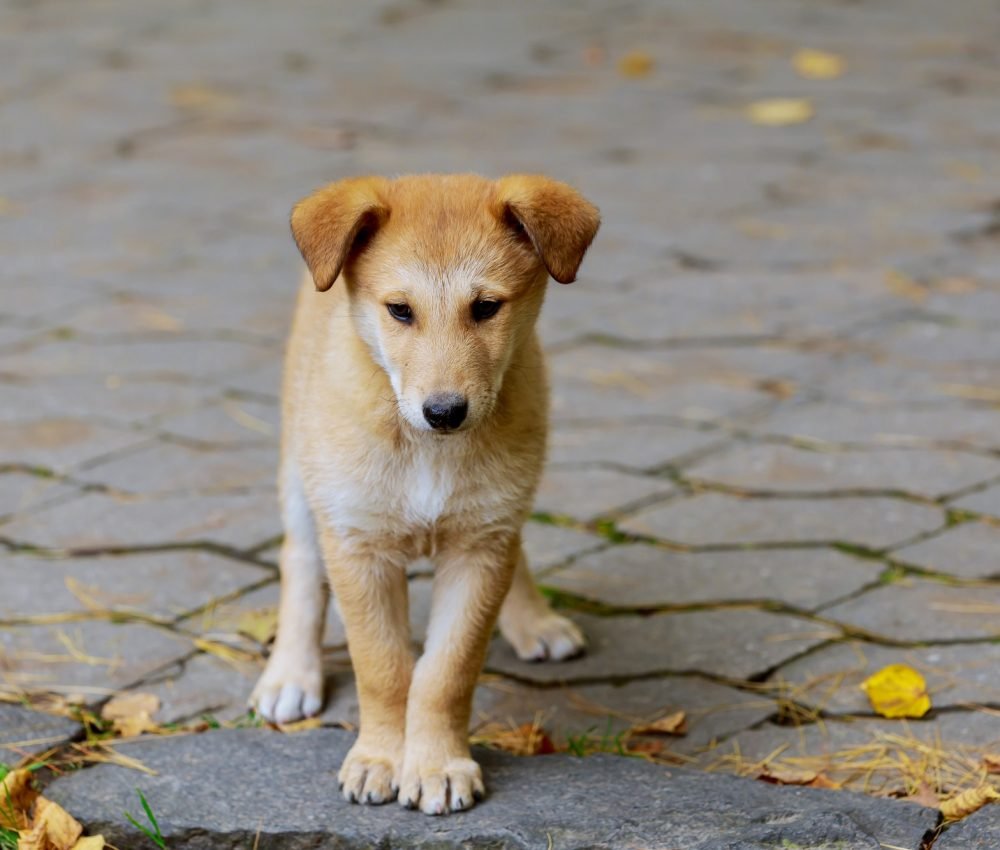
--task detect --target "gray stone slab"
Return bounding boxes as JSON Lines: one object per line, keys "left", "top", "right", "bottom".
{"left": 0, "top": 703, "right": 81, "bottom": 758}
{"left": 893, "top": 521, "right": 1000, "bottom": 579}
{"left": 543, "top": 544, "right": 879, "bottom": 612}
{"left": 1, "top": 489, "right": 281, "bottom": 551}
{"left": 548, "top": 420, "right": 723, "bottom": 469}
{"left": 821, "top": 579, "right": 1000, "bottom": 642}
{"left": 686, "top": 444, "right": 1000, "bottom": 499}
{"left": 474, "top": 675, "right": 776, "bottom": 752}
{"left": 0, "top": 620, "right": 193, "bottom": 699}
{"left": 79, "top": 440, "right": 278, "bottom": 496}
{"left": 521, "top": 521, "right": 608, "bottom": 573}
{"left": 953, "top": 485, "right": 1000, "bottom": 519}
{"left": 152, "top": 396, "right": 280, "bottom": 446}
{"left": 488, "top": 609, "right": 838, "bottom": 682}
{"left": 0, "top": 550, "right": 272, "bottom": 623}
{"left": 752, "top": 402, "right": 1000, "bottom": 451}
{"left": 620, "top": 492, "right": 944, "bottom": 549}
{"left": 0, "top": 471, "right": 79, "bottom": 523}
{"left": 937, "top": 805, "right": 1000, "bottom": 849}
{"left": 44, "top": 727, "right": 937, "bottom": 850}
{"left": 534, "top": 466, "right": 674, "bottom": 522}
{"left": 768, "top": 641, "right": 1000, "bottom": 715}
{"left": 0, "top": 417, "right": 147, "bottom": 472}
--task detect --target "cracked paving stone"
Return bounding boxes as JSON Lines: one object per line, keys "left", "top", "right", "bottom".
{"left": 473, "top": 675, "right": 776, "bottom": 752}
{"left": 0, "top": 620, "right": 193, "bottom": 697}
{"left": 542, "top": 544, "right": 880, "bottom": 611}
{"left": 78, "top": 440, "right": 278, "bottom": 495}
{"left": 952, "top": 484, "right": 1000, "bottom": 519}
{"left": 893, "top": 520, "right": 1000, "bottom": 579}
{"left": 714, "top": 711, "right": 1000, "bottom": 774}
{"left": 44, "top": 728, "right": 938, "bottom": 850}
{"left": 0, "top": 471, "right": 80, "bottom": 523}
{"left": 488, "top": 609, "right": 838, "bottom": 682}
{"left": 0, "top": 550, "right": 272, "bottom": 622}
{"left": 937, "top": 805, "right": 1000, "bottom": 849}
{"left": 521, "top": 521, "right": 608, "bottom": 572}
{"left": 749, "top": 402, "right": 1000, "bottom": 451}
{"left": 0, "top": 417, "right": 148, "bottom": 472}
{"left": 0, "top": 488, "right": 281, "bottom": 550}
{"left": 151, "top": 396, "right": 279, "bottom": 446}
{"left": 548, "top": 346, "right": 776, "bottom": 424}
{"left": 0, "top": 703, "right": 81, "bottom": 758}
{"left": 821, "top": 579, "right": 1000, "bottom": 642}
{"left": 534, "top": 466, "right": 674, "bottom": 522}
{"left": 548, "top": 420, "right": 723, "bottom": 469}
{"left": 768, "top": 640, "right": 1000, "bottom": 715}
{"left": 686, "top": 443, "right": 1000, "bottom": 499}
{"left": 619, "top": 492, "right": 944, "bottom": 549}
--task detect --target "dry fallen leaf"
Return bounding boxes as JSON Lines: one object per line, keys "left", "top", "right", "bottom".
{"left": 860, "top": 664, "right": 931, "bottom": 719}
{"left": 471, "top": 722, "right": 555, "bottom": 756}
{"left": 70, "top": 837, "right": 106, "bottom": 850}
{"left": 757, "top": 764, "right": 819, "bottom": 785}
{"left": 236, "top": 607, "right": 278, "bottom": 644}
{"left": 0, "top": 768, "right": 37, "bottom": 829}
{"left": 275, "top": 716, "right": 324, "bottom": 733}
{"left": 618, "top": 50, "right": 654, "bottom": 79}
{"left": 940, "top": 783, "right": 1000, "bottom": 821}
{"left": 632, "top": 710, "right": 687, "bottom": 736}
{"left": 19, "top": 796, "right": 83, "bottom": 850}
{"left": 746, "top": 98, "right": 814, "bottom": 126}
{"left": 905, "top": 781, "right": 941, "bottom": 809}
{"left": 100, "top": 692, "right": 160, "bottom": 737}
{"left": 169, "top": 82, "right": 234, "bottom": 112}
{"left": 983, "top": 753, "right": 1000, "bottom": 774}
{"left": 792, "top": 48, "right": 845, "bottom": 79}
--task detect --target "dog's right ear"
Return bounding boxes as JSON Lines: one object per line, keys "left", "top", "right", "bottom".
{"left": 290, "top": 177, "right": 390, "bottom": 292}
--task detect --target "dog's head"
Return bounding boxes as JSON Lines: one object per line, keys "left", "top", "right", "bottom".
{"left": 290, "top": 173, "right": 599, "bottom": 433}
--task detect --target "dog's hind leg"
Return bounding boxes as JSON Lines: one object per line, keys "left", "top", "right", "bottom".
{"left": 497, "top": 548, "right": 585, "bottom": 662}
{"left": 251, "top": 457, "right": 329, "bottom": 723}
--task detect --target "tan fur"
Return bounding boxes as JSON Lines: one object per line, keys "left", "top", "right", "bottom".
{"left": 251, "top": 173, "right": 599, "bottom": 815}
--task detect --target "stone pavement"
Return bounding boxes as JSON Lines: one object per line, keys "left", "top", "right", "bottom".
{"left": 2, "top": 0, "right": 1000, "bottom": 846}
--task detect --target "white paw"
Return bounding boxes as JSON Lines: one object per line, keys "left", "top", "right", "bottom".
{"left": 399, "top": 756, "right": 484, "bottom": 815}
{"left": 504, "top": 611, "right": 586, "bottom": 662}
{"left": 339, "top": 741, "right": 401, "bottom": 805}
{"left": 250, "top": 656, "right": 323, "bottom": 723}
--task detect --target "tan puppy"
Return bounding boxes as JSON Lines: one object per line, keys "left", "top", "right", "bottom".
{"left": 251, "top": 173, "right": 600, "bottom": 815}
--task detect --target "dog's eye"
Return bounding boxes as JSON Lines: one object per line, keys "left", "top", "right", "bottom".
{"left": 386, "top": 303, "right": 413, "bottom": 323}
{"left": 471, "top": 300, "right": 503, "bottom": 322}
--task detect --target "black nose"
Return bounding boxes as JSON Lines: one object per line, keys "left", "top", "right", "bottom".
{"left": 422, "top": 394, "right": 468, "bottom": 430}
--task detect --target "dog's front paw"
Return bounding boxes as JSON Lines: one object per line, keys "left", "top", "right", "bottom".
{"left": 502, "top": 610, "right": 586, "bottom": 662}
{"left": 399, "top": 752, "right": 484, "bottom": 815}
{"left": 339, "top": 737, "right": 403, "bottom": 805}
{"left": 250, "top": 654, "right": 323, "bottom": 724}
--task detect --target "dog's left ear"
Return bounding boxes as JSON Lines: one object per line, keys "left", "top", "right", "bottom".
{"left": 290, "top": 176, "right": 390, "bottom": 292}
{"left": 496, "top": 175, "right": 600, "bottom": 284}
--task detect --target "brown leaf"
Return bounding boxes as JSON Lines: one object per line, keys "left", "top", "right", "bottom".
{"left": 632, "top": 710, "right": 687, "bottom": 736}
{"left": 0, "top": 768, "right": 37, "bottom": 829}
{"left": 806, "top": 774, "right": 841, "bottom": 790}
{"left": 471, "top": 722, "right": 555, "bottom": 756}
{"left": 904, "top": 781, "right": 941, "bottom": 808}
{"left": 983, "top": 754, "right": 1000, "bottom": 774}
{"left": 625, "top": 738, "right": 665, "bottom": 757}
{"left": 757, "top": 764, "right": 819, "bottom": 785}
{"left": 940, "top": 784, "right": 1000, "bottom": 821}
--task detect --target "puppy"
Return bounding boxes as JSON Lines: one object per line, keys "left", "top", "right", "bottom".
{"left": 251, "top": 174, "right": 600, "bottom": 815}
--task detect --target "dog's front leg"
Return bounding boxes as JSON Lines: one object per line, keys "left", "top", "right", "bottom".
{"left": 400, "top": 532, "right": 518, "bottom": 815}
{"left": 321, "top": 530, "right": 413, "bottom": 806}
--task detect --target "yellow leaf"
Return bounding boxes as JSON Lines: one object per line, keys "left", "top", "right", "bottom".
{"left": 19, "top": 797, "right": 83, "bottom": 850}
{"left": 860, "top": 663, "right": 931, "bottom": 718}
{"left": 940, "top": 783, "right": 1000, "bottom": 821}
{"left": 100, "top": 692, "right": 160, "bottom": 737}
{"left": 275, "top": 716, "right": 324, "bottom": 733}
{"left": 235, "top": 607, "right": 278, "bottom": 644}
{"left": 746, "top": 98, "right": 814, "bottom": 126}
{"left": 618, "top": 50, "right": 654, "bottom": 79}
{"left": 632, "top": 710, "right": 687, "bottom": 736}
{"left": 792, "top": 48, "right": 845, "bottom": 80}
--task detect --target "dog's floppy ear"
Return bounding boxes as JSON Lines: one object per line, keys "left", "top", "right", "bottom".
{"left": 290, "top": 177, "right": 390, "bottom": 292}
{"left": 496, "top": 175, "right": 600, "bottom": 284}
